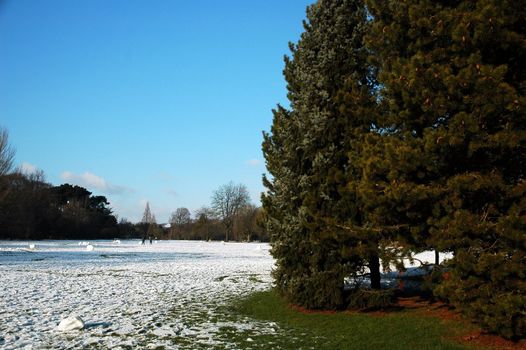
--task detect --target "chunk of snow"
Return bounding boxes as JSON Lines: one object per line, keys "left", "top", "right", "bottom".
{"left": 57, "top": 316, "right": 84, "bottom": 331}
{"left": 246, "top": 337, "right": 254, "bottom": 342}
{"left": 28, "top": 244, "right": 35, "bottom": 250}
{"left": 86, "top": 245, "right": 94, "bottom": 251}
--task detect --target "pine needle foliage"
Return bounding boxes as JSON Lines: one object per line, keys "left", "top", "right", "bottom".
{"left": 263, "top": 0, "right": 525, "bottom": 338}
{"left": 366, "top": 0, "right": 526, "bottom": 338}
{"left": 262, "top": 0, "right": 372, "bottom": 309}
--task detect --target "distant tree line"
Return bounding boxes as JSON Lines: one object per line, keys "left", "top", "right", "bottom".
{"left": 164, "top": 204, "right": 267, "bottom": 242}
{"left": 141, "top": 182, "right": 269, "bottom": 242}
{"left": 0, "top": 128, "right": 267, "bottom": 242}
{"left": 0, "top": 169, "right": 122, "bottom": 240}
{"left": 263, "top": 0, "right": 524, "bottom": 339}
{"left": 0, "top": 127, "right": 131, "bottom": 240}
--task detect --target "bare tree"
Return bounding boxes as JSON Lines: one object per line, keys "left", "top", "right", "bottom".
{"left": 233, "top": 204, "right": 258, "bottom": 242}
{"left": 169, "top": 207, "right": 192, "bottom": 239}
{"left": 211, "top": 182, "right": 250, "bottom": 241}
{"left": 194, "top": 206, "right": 217, "bottom": 241}
{"left": 0, "top": 127, "right": 16, "bottom": 204}
{"left": 0, "top": 127, "right": 15, "bottom": 176}
{"left": 169, "top": 207, "right": 191, "bottom": 226}
{"left": 194, "top": 206, "right": 216, "bottom": 221}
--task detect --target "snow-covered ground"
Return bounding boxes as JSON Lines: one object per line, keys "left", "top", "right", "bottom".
{"left": 0, "top": 240, "right": 452, "bottom": 349}
{"left": 0, "top": 240, "right": 275, "bottom": 349}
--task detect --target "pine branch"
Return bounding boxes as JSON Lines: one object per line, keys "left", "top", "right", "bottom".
{"left": 333, "top": 223, "right": 408, "bottom": 234}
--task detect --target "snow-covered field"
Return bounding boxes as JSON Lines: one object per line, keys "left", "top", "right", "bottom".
{"left": 0, "top": 240, "right": 451, "bottom": 349}
{"left": 0, "top": 240, "right": 275, "bottom": 349}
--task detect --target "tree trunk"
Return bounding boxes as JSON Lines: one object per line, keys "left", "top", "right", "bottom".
{"left": 435, "top": 249, "right": 440, "bottom": 265}
{"left": 369, "top": 254, "right": 381, "bottom": 290}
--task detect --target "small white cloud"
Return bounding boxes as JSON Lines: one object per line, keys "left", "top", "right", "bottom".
{"left": 20, "top": 162, "right": 38, "bottom": 174}
{"left": 62, "top": 171, "right": 106, "bottom": 189}
{"left": 60, "top": 171, "right": 133, "bottom": 194}
{"left": 246, "top": 159, "right": 261, "bottom": 167}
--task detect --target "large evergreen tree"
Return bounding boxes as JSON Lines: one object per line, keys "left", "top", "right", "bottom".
{"left": 367, "top": 0, "right": 526, "bottom": 338}
{"left": 263, "top": 0, "right": 374, "bottom": 309}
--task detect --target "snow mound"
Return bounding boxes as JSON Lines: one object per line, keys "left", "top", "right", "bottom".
{"left": 86, "top": 244, "right": 94, "bottom": 251}
{"left": 57, "top": 316, "right": 85, "bottom": 331}
{"left": 28, "top": 244, "right": 36, "bottom": 250}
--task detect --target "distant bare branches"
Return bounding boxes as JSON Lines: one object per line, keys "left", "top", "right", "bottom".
{"left": 211, "top": 182, "right": 250, "bottom": 241}
{"left": 0, "top": 127, "right": 15, "bottom": 176}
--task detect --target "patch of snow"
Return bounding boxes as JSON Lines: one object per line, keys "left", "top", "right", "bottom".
{"left": 407, "top": 250, "right": 452, "bottom": 267}
{"left": 0, "top": 240, "right": 275, "bottom": 349}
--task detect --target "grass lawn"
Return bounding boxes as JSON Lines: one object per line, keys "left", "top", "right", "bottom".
{"left": 227, "top": 290, "right": 482, "bottom": 350}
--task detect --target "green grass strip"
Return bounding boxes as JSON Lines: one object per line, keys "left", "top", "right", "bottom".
{"left": 228, "top": 290, "right": 479, "bottom": 350}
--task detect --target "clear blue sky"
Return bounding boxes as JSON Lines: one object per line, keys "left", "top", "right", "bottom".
{"left": 0, "top": 0, "right": 314, "bottom": 222}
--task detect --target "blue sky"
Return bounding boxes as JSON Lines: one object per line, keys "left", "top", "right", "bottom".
{"left": 0, "top": 0, "right": 314, "bottom": 222}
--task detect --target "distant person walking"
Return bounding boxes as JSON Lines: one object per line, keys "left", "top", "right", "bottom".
{"left": 149, "top": 236, "right": 153, "bottom": 244}
{"left": 141, "top": 237, "right": 146, "bottom": 245}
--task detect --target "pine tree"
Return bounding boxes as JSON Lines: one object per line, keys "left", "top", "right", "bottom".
{"left": 263, "top": 0, "right": 374, "bottom": 309}
{"left": 141, "top": 202, "right": 154, "bottom": 224}
{"left": 366, "top": 0, "right": 526, "bottom": 338}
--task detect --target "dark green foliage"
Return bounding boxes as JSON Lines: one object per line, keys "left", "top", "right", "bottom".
{"left": 262, "top": 0, "right": 372, "bottom": 309}
{"left": 0, "top": 173, "right": 119, "bottom": 240}
{"left": 346, "top": 289, "right": 395, "bottom": 310}
{"left": 282, "top": 268, "right": 347, "bottom": 310}
{"left": 0, "top": 172, "right": 57, "bottom": 240}
{"left": 435, "top": 252, "right": 526, "bottom": 339}
{"left": 265, "top": 0, "right": 525, "bottom": 339}
{"left": 49, "top": 183, "right": 118, "bottom": 239}
{"left": 366, "top": 0, "right": 526, "bottom": 338}
{"left": 419, "top": 266, "right": 445, "bottom": 298}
